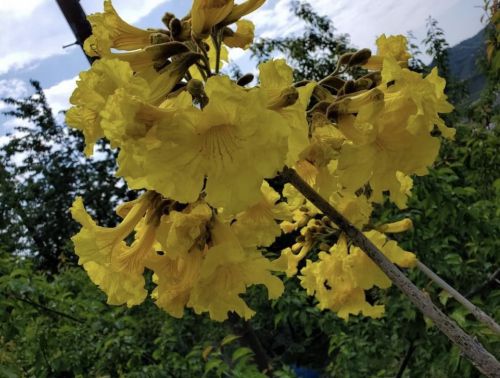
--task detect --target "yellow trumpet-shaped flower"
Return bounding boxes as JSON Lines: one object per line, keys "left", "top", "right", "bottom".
{"left": 191, "top": 0, "right": 235, "bottom": 38}
{"left": 258, "top": 59, "right": 316, "bottom": 165}
{"left": 223, "top": 0, "right": 266, "bottom": 25}
{"left": 155, "top": 201, "right": 213, "bottom": 259}
{"left": 299, "top": 232, "right": 415, "bottom": 320}
{"left": 377, "top": 218, "right": 413, "bottom": 233}
{"left": 336, "top": 58, "right": 451, "bottom": 207}
{"left": 299, "top": 236, "right": 386, "bottom": 320}
{"left": 188, "top": 219, "right": 284, "bottom": 321}
{"left": 364, "top": 34, "right": 411, "bottom": 71}
{"left": 382, "top": 58, "right": 455, "bottom": 138}
{"left": 231, "top": 181, "right": 292, "bottom": 248}
{"left": 70, "top": 192, "right": 156, "bottom": 306}
{"left": 116, "top": 75, "right": 289, "bottom": 214}
{"left": 223, "top": 19, "right": 255, "bottom": 49}
{"left": 147, "top": 248, "right": 204, "bottom": 318}
{"left": 84, "top": 0, "right": 154, "bottom": 57}
{"left": 65, "top": 59, "right": 148, "bottom": 156}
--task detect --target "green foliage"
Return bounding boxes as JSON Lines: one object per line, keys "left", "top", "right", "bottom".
{"left": 0, "top": 81, "right": 127, "bottom": 273}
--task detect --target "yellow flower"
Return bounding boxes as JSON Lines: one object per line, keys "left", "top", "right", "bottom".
{"left": 146, "top": 248, "right": 204, "bottom": 318}
{"left": 382, "top": 59, "right": 455, "bottom": 138}
{"left": 65, "top": 59, "right": 148, "bottom": 156}
{"left": 155, "top": 201, "right": 213, "bottom": 259}
{"left": 299, "top": 236, "right": 385, "bottom": 319}
{"left": 258, "top": 59, "right": 316, "bottom": 165}
{"left": 84, "top": 0, "right": 153, "bottom": 57}
{"left": 377, "top": 218, "right": 413, "bottom": 233}
{"left": 223, "top": 20, "right": 255, "bottom": 49}
{"left": 364, "top": 34, "right": 411, "bottom": 71}
{"left": 191, "top": 0, "right": 235, "bottom": 38}
{"left": 223, "top": 0, "right": 266, "bottom": 25}
{"left": 116, "top": 75, "right": 289, "bottom": 214}
{"left": 336, "top": 61, "right": 446, "bottom": 207}
{"left": 299, "top": 232, "right": 415, "bottom": 319}
{"left": 70, "top": 193, "right": 156, "bottom": 306}
{"left": 188, "top": 219, "right": 284, "bottom": 321}
{"left": 231, "top": 181, "right": 292, "bottom": 248}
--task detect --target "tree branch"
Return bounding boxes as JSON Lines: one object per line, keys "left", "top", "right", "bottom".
{"left": 281, "top": 166, "right": 500, "bottom": 378}
{"left": 417, "top": 261, "right": 500, "bottom": 335}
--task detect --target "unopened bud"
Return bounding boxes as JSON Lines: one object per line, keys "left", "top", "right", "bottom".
{"left": 187, "top": 79, "right": 205, "bottom": 97}
{"left": 354, "top": 78, "right": 373, "bottom": 91}
{"left": 349, "top": 48, "right": 372, "bottom": 66}
{"left": 187, "top": 79, "right": 209, "bottom": 108}
{"left": 169, "top": 18, "right": 182, "bottom": 37}
{"left": 339, "top": 53, "right": 353, "bottom": 65}
{"left": 320, "top": 76, "right": 345, "bottom": 90}
{"left": 361, "top": 72, "right": 382, "bottom": 86}
{"left": 162, "top": 12, "right": 175, "bottom": 28}
{"left": 236, "top": 73, "right": 254, "bottom": 86}
{"left": 150, "top": 32, "right": 171, "bottom": 45}
{"left": 342, "top": 80, "right": 356, "bottom": 95}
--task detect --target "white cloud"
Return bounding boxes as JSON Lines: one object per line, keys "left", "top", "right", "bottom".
{"left": 0, "top": 0, "right": 170, "bottom": 76}
{"left": 44, "top": 76, "right": 78, "bottom": 116}
{"left": 250, "top": 0, "right": 462, "bottom": 50}
{"left": 0, "top": 79, "right": 30, "bottom": 110}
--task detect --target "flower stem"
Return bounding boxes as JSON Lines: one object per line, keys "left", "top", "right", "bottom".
{"left": 281, "top": 166, "right": 500, "bottom": 378}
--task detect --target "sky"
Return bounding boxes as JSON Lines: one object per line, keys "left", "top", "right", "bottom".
{"left": 0, "top": 0, "right": 485, "bottom": 135}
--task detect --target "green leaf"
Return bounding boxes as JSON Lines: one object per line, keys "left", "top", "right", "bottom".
{"left": 232, "top": 347, "right": 254, "bottom": 362}
{"left": 220, "top": 334, "right": 240, "bottom": 347}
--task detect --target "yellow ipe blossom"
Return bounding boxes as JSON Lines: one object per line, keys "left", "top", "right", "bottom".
{"left": 231, "top": 181, "right": 292, "bottom": 248}
{"left": 191, "top": 0, "right": 235, "bottom": 38}
{"left": 223, "top": 20, "right": 255, "bottom": 49}
{"left": 188, "top": 219, "right": 284, "bottom": 321}
{"left": 299, "top": 232, "right": 415, "bottom": 319}
{"left": 70, "top": 193, "right": 158, "bottom": 306}
{"left": 114, "top": 75, "right": 290, "bottom": 214}
{"left": 65, "top": 59, "right": 148, "bottom": 156}
{"left": 337, "top": 58, "right": 452, "bottom": 207}
{"left": 364, "top": 34, "right": 411, "bottom": 71}
{"left": 382, "top": 59, "right": 455, "bottom": 139}
{"left": 258, "top": 59, "right": 316, "bottom": 165}
{"left": 223, "top": 0, "right": 266, "bottom": 25}
{"left": 84, "top": 0, "right": 154, "bottom": 57}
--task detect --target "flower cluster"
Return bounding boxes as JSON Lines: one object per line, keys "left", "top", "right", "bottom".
{"left": 68, "top": 0, "right": 453, "bottom": 321}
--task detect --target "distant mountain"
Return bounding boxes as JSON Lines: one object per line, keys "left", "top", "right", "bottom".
{"left": 447, "top": 28, "right": 486, "bottom": 101}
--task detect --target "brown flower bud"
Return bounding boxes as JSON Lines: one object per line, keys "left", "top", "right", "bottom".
{"left": 236, "top": 73, "right": 254, "bottom": 86}
{"left": 349, "top": 48, "right": 372, "bottom": 66}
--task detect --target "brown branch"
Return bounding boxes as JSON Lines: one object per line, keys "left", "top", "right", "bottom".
{"left": 281, "top": 166, "right": 500, "bottom": 378}
{"left": 417, "top": 261, "right": 500, "bottom": 335}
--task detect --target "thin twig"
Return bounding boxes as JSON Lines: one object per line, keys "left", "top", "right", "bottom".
{"left": 396, "top": 340, "right": 416, "bottom": 378}
{"left": 466, "top": 268, "right": 500, "bottom": 298}
{"left": 281, "top": 166, "right": 500, "bottom": 378}
{"left": 5, "top": 291, "right": 84, "bottom": 323}
{"left": 417, "top": 261, "right": 500, "bottom": 335}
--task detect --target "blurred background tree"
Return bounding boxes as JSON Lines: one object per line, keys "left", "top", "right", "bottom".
{"left": 0, "top": 2, "right": 498, "bottom": 377}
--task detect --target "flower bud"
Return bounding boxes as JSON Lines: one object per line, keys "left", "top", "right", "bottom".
{"left": 349, "top": 48, "right": 372, "bottom": 66}
{"left": 236, "top": 73, "right": 254, "bottom": 86}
